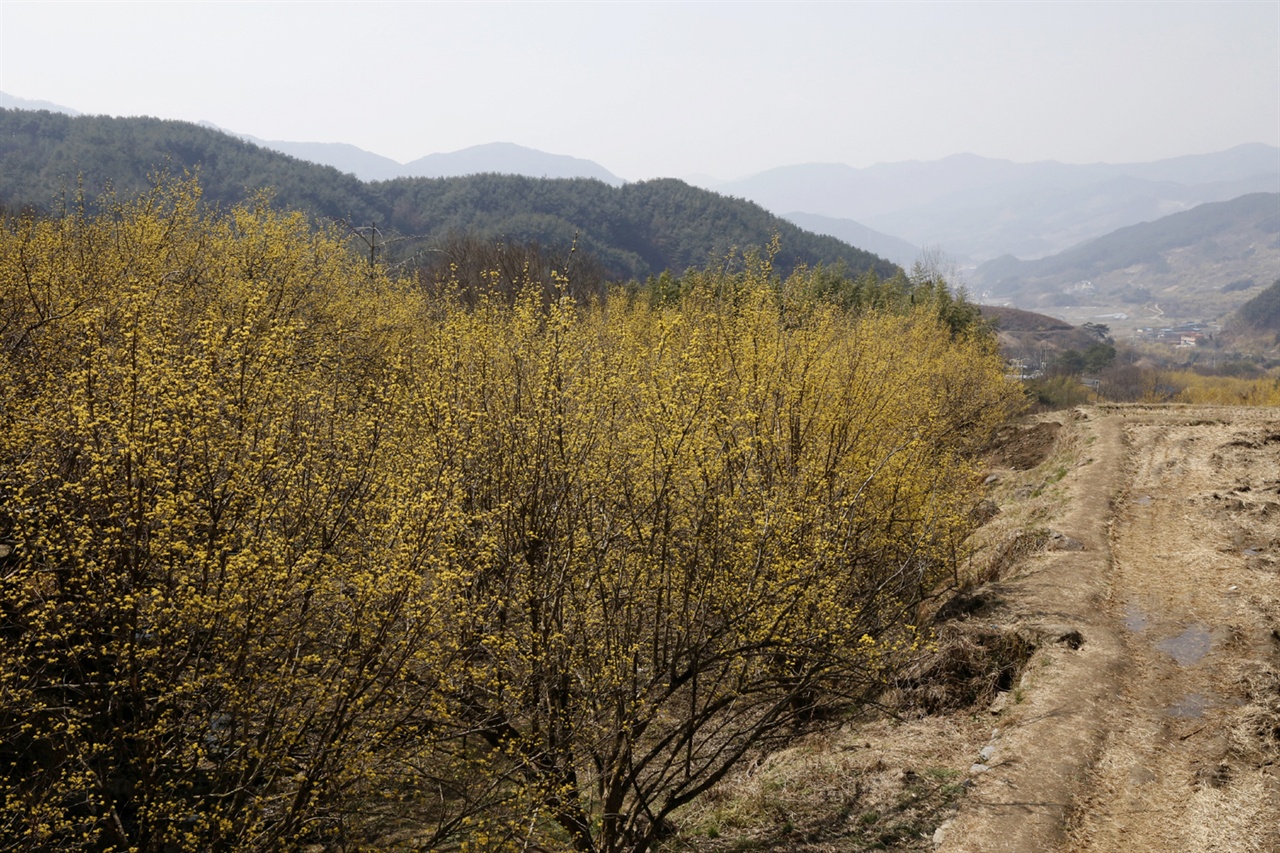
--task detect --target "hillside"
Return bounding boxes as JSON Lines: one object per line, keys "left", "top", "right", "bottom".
{"left": 1221, "top": 277, "right": 1280, "bottom": 353}
{"left": 979, "top": 305, "right": 1110, "bottom": 369}
{"left": 973, "top": 193, "right": 1280, "bottom": 326}
{"left": 0, "top": 109, "right": 895, "bottom": 282}
{"left": 0, "top": 109, "right": 383, "bottom": 224}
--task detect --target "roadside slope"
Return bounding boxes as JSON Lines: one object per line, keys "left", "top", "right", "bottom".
{"left": 939, "top": 409, "right": 1127, "bottom": 852}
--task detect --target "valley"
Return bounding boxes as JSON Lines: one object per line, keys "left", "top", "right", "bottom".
{"left": 1, "top": 98, "right": 1277, "bottom": 852}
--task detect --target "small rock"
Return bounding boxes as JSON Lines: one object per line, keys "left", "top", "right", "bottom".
{"left": 991, "top": 727, "right": 1000, "bottom": 739}
{"left": 932, "top": 818, "right": 953, "bottom": 847}
{"left": 969, "top": 763, "right": 990, "bottom": 774}
{"left": 979, "top": 745, "right": 995, "bottom": 762}
{"left": 989, "top": 692, "right": 1011, "bottom": 714}
{"left": 983, "top": 473, "right": 1002, "bottom": 485}
{"left": 1048, "top": 530, "right": 1084, "bottom": 551}
{"left": 1055, "top": 629, "right": 1085, "bottom": 649}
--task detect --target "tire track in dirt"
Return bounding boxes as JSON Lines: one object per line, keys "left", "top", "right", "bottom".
{"left": 1068, "top": 409, "right": 1280, "bottom": 853}
{"left": 940, "top": 406, "right": 1280, "bottom": 853}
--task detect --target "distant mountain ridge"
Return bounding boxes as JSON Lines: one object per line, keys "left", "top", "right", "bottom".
{"left": 700, "top": 146, "right": 1280, "bottom": 262}
{"left": 200, "top": 118, "right": 625, "bottom": 185}
{"left": 402, "top": 142, "right": 622, "bottom": 185}
{"left": 783, "top": 212, "right": 921, "bottom": 269}
{"left": 7, "top": 91, "right": 623, "bottom": 186}
{"left": 4, "top": 90, "right": 1276, "bottom": 280}
{"left": 0, "top": 92, "right": 79, "bottom": 116}
{"left": 0, "top": 109, "right": 895, "bottom": 283}
{"left": 206, "top": 127, "right": 408, "bottom": 182}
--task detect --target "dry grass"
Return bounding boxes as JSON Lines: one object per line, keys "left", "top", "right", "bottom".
{"left": 663, "top": 717, "right": 989, "bottom": 853}
{"left": 1182, "top": 772, "right": 1280, "bottom": 853}
{"left": 958, "top": 411, "right": 1089, "bottom": 590}
{"left": 884, "top": 624, "right": 1037, "bottom": 717}
{"left": 658, "top": 418, "right": 1081, "bottom": 852}
{"left": 1230, "top": 662, "right": 1280, "bottom": 759}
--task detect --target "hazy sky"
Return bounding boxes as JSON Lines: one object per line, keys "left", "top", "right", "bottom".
{"left": 1, "top": 1, "right": 1276, "bottom": 181}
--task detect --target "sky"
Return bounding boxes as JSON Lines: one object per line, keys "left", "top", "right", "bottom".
{"left": 1, "top": 1, "right": 1277, "bottom": 182}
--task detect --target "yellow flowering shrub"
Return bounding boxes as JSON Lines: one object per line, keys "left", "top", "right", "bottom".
{"left": 0, "top": 182, "right": 1019, "bottom": 852}
{"left": 1165, "top": 370, "right": 1280, "bottom": 406}
{"left": 0, "top": 182, "right": 463, "bottom": 850}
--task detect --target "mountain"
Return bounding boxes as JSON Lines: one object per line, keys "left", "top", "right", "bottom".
{"left": 979, "top": 304, "right": 1110, "bottom": 369}
{"left": 867, "top": 170, "right": 1277, "bottom": 262}
{"left": 973, "top": 193, "right": 1280, "bottom": 323}
{"left": 0, "top": 110, "right": 382, "bottom": 224}
{"left": 701, "top": 146, "right": 1280, "bottom": 262}
{"left": 0, "top": 91, "right": 79, "bottom": 116}
{"left": 195, "top": 120, "right": 624, "bottom": 185}
{"left": 783, "top": 212, "right": 921, "bottom": 269}
{"left": 402, "top": 142, "right": 623, "bottom": 186}
{"left": 224, "top": 132, "right": 407, "bottom": 182}
{"left": 0, "top": 109, "right": 896, "bottom": 282}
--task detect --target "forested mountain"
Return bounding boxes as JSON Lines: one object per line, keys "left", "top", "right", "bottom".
{"left": 0, "top": 110, "right": 382, "bottom": 223}
{"left": 0, "top": 109, "right": 895, "bottom": 281}
{"left": 1231, "top": 278, "right": 1280, "bottom": 332}
{"left": 973, "top": 193, "right": 1280, "bottom": 320}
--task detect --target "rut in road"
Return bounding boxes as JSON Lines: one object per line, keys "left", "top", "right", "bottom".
{"left": 1069, "top": 411, "right": 1280, "bottom": 852}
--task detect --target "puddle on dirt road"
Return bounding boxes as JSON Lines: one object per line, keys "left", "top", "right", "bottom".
{"left": 1123, "top": 604, "right": 1149, "bottom": 632}
{"left": 1166, "top": 693, "right": 1211, "bottom": 719}
{"left": 1157, "top": 624, "right": 1212, "bottom": 666}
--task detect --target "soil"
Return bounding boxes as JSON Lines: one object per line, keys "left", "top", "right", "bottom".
{"left": 940, "top": 405, "right": 1280, "bottom": 852}
{"left": 986, "top": 421, "right": 1062, "bottom": 471}
{"left": 670, "top": 405, "right": 1280, "bottom": 853}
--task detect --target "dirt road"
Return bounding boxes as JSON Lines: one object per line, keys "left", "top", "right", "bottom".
{"left": 942, "top": 406, "right": 1280, "bottom": 852}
